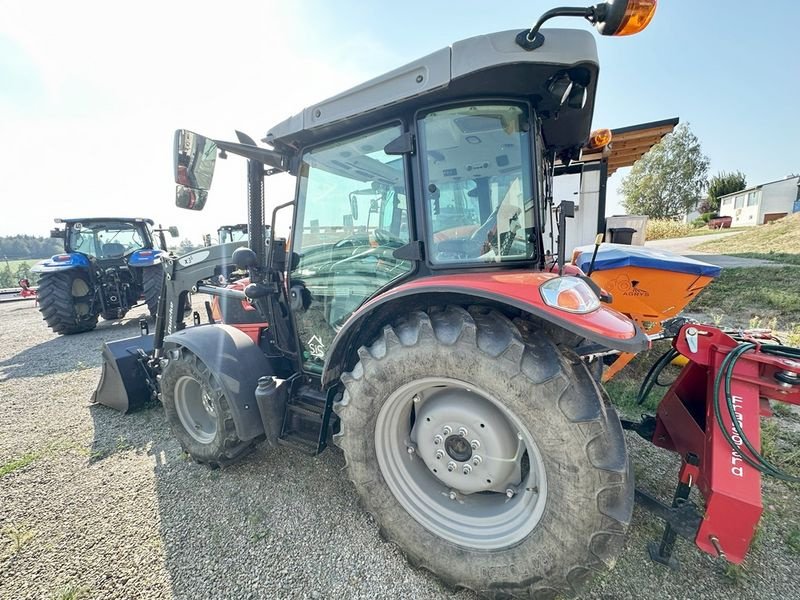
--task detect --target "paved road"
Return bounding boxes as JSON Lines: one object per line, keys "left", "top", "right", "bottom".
{"left": 645, "top": 231, "right": 789, "bottom": 268}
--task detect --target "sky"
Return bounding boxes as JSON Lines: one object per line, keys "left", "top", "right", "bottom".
{"left": 2, "top": 0, "right": 798, "bottom": 244}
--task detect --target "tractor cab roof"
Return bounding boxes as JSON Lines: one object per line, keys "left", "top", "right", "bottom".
{"left": 54, "top": 217, "right": 155, "bottom": 226}
{"left": 264, "top": 28, "right": 599, "bottom": 160}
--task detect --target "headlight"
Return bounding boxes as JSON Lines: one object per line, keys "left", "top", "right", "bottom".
{"left": 540, "top": 277, "right": 600, "bottom": 314}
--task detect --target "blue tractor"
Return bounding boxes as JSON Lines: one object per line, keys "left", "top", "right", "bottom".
{"left": 32, "top": 218, "right": 177, "bottom": 334}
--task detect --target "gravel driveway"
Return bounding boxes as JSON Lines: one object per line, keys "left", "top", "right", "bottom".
{"left": 1, "top": 300, "right": 798, "bottom": 599}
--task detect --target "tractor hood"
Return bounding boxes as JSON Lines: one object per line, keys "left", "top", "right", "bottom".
{"left": 264, "top": 28, "right": 599, "bottom": 159}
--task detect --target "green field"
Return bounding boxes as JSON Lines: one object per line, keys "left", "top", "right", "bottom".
{"left": 1, "top": 258, "right": 48, "bottom": 286}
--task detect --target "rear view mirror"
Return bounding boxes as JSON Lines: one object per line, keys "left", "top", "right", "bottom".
{"left": 168, "top": 226, "right": 180, "bottom": 238}
{"left": 349, "top": 193, "right": 359, "bottom": 221}
{"left": 175, "top": 186, "right": 208, "bottom": 211}
{"left": 174, "top": 129, "right": 217, "bottom": 211}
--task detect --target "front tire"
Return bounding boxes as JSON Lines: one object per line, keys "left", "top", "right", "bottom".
{"left": 334, "top": 306, "right": 632, "bottom": 599}
{"left": 37, "top": 271, "right": 98, "bottom": 335}
{"left": 160, "top": 348, "right": 252, "bottom": 466}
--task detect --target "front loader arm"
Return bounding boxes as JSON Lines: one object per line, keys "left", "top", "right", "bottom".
{"left": 153, "top": 241, "right": 249, "bottom": 355}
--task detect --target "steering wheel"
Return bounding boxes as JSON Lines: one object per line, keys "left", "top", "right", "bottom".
{"left": 372, "top": 228, "right": 405, "bottom": 249}
{"left": 332, "top": 234, "right": 370, "bottom": 252}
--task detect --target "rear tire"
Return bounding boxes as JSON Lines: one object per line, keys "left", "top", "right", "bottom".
{"left": 334, "top": 306, "right": 632, "bottom": 599}
{"left": 142, "top": 265, "right": 163, "bottom": 318}
{"left": 160, "top": 348, "right": 253, "bottom": 467}
{"left": 37, "top": 271, "right": 98, "bottom": 335}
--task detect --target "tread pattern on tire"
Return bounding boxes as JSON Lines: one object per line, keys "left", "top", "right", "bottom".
{"left": 37, "top": 271, "right": 98, "bottom": 335}
{"left": 141, "top": 265, "right": 163, "bottom": 318}
{"left": 333, "top": 305, "right": 632, "bottom": 600}
{"left": 160, "top": 348, "right": 253, "bottom": 468}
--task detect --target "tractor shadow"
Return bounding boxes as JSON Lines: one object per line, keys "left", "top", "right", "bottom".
{"left": 0, "top": 314, "right": 146, "bottom": 380}
{"left": 86, "top": 398, "right": 477, "bottom": 600}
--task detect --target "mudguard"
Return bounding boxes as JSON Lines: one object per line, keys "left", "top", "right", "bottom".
{"left": 322, "top": 271, "right": 649, "bottom": 385}
{"left": 30, "top": 253, "right": 90, "bottom": 273}
{"left": 128, "top": 249, "right": 165, "bottom": 267}
{"left": 164, "top": 324, "right": 271, "bottom": 441}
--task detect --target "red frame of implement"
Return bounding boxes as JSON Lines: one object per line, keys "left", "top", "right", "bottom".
{"left": 652, "top": 325, "right": 800, "bottom": 563}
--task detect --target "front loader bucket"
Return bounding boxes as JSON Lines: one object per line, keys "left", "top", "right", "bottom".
{"left": 92, "top": 334, "right": 155, "bottom": 412}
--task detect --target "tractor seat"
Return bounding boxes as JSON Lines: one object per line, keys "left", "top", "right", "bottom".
{"left": 102, "top": 242, "right": 126, "bottom": 258}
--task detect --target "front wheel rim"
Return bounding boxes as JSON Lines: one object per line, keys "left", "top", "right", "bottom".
{"left": 375, "top": 377, "right": 547, "bottom": 550}
{"left": 174, "top": 375, "right": 218, "bottom": 444}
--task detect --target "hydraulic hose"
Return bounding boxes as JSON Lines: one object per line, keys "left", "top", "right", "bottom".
{"left": 636, "top": 347, "right": 681, "bottom": 405}
{"left": 712, "top": 342, "right": 800, "bottom": 483}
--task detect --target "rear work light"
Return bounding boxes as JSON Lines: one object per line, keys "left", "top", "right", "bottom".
{"left": 540, "top": 277, "right": 600, "bottom": 314}
{"left": 53, "top": 254, "right": 72, "bottom": 262}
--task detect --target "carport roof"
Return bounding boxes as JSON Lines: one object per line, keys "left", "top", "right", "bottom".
{"left": 581, "top": 117, "right": 679, "bottom": 176}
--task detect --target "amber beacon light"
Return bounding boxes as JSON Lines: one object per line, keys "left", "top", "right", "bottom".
{"left": 588, "top": 128, "right": 613, "bottom": 150}
{"left": 595, "top": 0, "right": 658, "bottom": 37}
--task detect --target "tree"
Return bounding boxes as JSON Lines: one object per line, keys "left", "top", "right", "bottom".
{"left": 619, "top": 123, "right": 710, "bottom": 219}
{"left": 704, "top": 171, "right": 747, "bottom": 213}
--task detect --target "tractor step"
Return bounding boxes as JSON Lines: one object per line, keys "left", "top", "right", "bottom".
{"left": 279, "top": 385, "right": 335, "bottom": 455}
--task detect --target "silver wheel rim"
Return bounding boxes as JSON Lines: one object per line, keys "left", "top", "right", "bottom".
{"left": 375, "top": 377, "right": 547, "bottom": 550}
{"left": 174, "top": 375, "right": 217, "bottom": 444}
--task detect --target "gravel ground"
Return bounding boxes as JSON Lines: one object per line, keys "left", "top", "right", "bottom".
{"left": 1, "top": 300, "right": 799, "bottom": 600}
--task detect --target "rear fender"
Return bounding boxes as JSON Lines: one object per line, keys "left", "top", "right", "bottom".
{"left": 128, "top": 249, "right": 165, "bottom": 267}
{"left": 30, "top": 253, "right": 90, "bottom": 273}
{"left": 322, "top": 272, "right": 648, "bottom": 385}
{"left": 164, "top": 324, "right": 272, "bottom": 441}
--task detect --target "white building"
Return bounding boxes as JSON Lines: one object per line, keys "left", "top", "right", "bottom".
{"left": 718, "top": 175, "right": 800, "bottom": 227}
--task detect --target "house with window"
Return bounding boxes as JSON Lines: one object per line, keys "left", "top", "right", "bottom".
{"left": 717, "top": 175, "right": 800, "bottom": 227}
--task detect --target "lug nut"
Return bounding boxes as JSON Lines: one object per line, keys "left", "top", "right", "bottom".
{"left": 462, "top": 464, "right": 472, "bottom": 475}
{"left": 433, "top": 434, "right": 443, "bottom": 446}
{"left": 472, "top": 455, "right": 482, "bottom": 466}
{"left": 407, "top": 446, "right": 415, "bottom": 455}
{"left": 447, "top": 461, "right": 457, "bottom": 472}
{"left": 449, "top": 491, "right": 457, "bottom": 501}
{"left": 458, "top": 427, "right": 468, "bottom": 437}
{"left": 442, "top": 426, "right": 452, "bottom": 436}
{"left": 412, "top": 395, "right": 420, "bottom": 403}
{"left": 435, "top": 449, "right": 444, "bottom": 460}
{"left": 470, "top": 439, "right": 480, "bottom": 450}
{"left": 505, "top": 488, "right": 515, "bottom": 498}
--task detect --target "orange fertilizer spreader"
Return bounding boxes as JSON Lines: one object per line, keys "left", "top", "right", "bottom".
{"left": 573, "top": 243, "right": 721, "bottom": 381}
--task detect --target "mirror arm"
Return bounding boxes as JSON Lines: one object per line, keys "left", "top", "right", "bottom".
{"left": 516, "top": 5, "right": 598, "bottom": 50}
{"left": 214, "top": 140, "right": 289, "bottom": 174}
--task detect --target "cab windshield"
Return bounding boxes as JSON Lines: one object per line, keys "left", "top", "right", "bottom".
{"left": 67, "top": 222, "right": 148, "bottom": 259}
{"left": 418, "top": 104, "right": 536, "bottom": 265}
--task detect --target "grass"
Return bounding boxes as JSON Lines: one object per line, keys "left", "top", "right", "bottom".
{"left": 0, "top": 452, "right": 39, "bottom": 478}
{"left": 787, "top": 527, "right": 800, "bottom": 555}
{"left": 54, "top": 584, "right": 91, "bottom": 600}
{"left": 693, "top": 213, "right": 800, "bottom": 262}
{"left": 3, "top": 523, "right": 36, "bottom": 554}
{"left": 687, "top": 267, "right": 800, "bottom": 329}
{"left": 685, "top": 226, "right": 749, "bottom": 237}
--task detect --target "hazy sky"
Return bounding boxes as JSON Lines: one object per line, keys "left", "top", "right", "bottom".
{"left": 2, "top": 1, "right": 798, "bottom": 243}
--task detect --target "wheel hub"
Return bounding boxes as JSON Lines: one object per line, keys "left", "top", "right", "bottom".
{"left": 411, "top": 387, "right": 521, "bottom": 494}
{"left": 444, "top": 434, "right": 472, "bottom": 462}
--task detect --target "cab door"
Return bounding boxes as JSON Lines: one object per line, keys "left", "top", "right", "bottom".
{"left": 290, "top": 124, "right": 413, "bottom": 373}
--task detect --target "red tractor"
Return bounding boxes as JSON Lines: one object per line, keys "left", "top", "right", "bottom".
{"left": 92, "top": 1, "right": 800, "bottom": 597}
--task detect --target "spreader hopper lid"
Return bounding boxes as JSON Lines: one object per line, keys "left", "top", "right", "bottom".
{"left": 574, "top": 244, "right": 722, "bottom": 278}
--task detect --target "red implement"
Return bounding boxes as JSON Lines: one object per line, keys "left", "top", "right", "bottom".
{"left": 647, "top": 325, "right": 800, "bottom": 564}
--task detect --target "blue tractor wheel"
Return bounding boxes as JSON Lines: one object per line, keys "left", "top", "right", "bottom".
{"left": 37, "top": 270, "right": 98, "bottom": 335}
